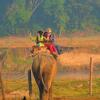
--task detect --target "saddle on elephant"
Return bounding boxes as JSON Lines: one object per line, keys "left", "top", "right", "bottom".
{"left": 31, "top": 45, "right": 50, "bottom": 55}
{"left": 31, "top": 45, "right": 58, "bottom": 59}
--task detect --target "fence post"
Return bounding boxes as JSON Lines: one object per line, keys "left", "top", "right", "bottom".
{"left": 89, "top": 57, "right": 93, "bottom": 96}
{"left": 0, "top": 71, "right": 5, "bottom": 100}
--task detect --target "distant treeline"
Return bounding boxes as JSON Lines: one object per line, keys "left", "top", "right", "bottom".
{"left": 0, "top": 0, "right": 100, "bottom": 36}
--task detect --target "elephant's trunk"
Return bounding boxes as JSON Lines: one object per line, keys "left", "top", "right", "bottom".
{"left": 39, "top": 59, "right": 48, "bottom": 93}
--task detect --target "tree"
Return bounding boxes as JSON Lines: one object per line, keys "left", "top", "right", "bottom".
{"left": 43, "top": 0, "right": 69, "bottom": 35}
{"left": 5, "top": 0, "right": 43, "bottom": 34}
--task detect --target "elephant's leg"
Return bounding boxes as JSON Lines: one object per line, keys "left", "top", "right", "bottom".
{"left": 32, "top": 73, "right": 43, "bottom": 100}
{"left": 41, "top": 89, "right": 49, "bottom": 100}
{"left": 38, "top": 81, "right": 43, "bottom": 100}
{"left": 38, "top": 81, "right": 49, "bottom": 100}
{"left": 41, "top": 82, "right": 52, "bottom": 100}
{"left": 39, "top": 86, "right": 49, "bottom": 100}
{"left": 48, "top": 84, "right": 52, "bottom": 100}
{"left": 40, "top": 73, "right": 53, "bottom": 100}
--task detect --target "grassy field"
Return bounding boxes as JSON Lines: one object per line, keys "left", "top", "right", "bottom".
{"left": 0, "top": 36, "right": 33, "bottom": 48}
{"left": 56, "top": 36, "right": 100, "bottom": 47}
{"left": 0, "top": 36, "right": 100, "bottom": 48}
{"left": 1, "top": 78, "right": 100, "bottom": 100}
{"left": 58, "top": 52, "right": 100, "bottom": 69}
{"left": 1, "top": 36, "right": 100, "bottom": 70}
{"left": 0, "top": 36, "right": 100, "bottom": 100}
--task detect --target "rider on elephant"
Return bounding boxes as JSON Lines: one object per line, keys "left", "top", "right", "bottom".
{"left": 30, "top": 29, "right": 58, "bottom": 58}
{"left": 36, "top": 30, "right": 45, "bottom": 47}
{"left": 30, "top": 30, "right": 46, "bottom": 53}
{"left": 43, "top": 28, "right": 58, "bottom": 57}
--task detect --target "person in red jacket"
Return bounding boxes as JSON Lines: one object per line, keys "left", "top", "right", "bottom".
{"left": 43, "top": 28, "right": 58, "bottom": 57}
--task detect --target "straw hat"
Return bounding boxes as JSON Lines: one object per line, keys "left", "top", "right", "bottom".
{"left": 46, "top": 28, "right": 52, "bottom": 33}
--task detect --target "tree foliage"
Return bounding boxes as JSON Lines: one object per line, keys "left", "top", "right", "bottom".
{"left": 43, "top": 0, "right": 69, "bottom": 34}
{"left": 0, "top": 0, "right": 100, "bottom": 36}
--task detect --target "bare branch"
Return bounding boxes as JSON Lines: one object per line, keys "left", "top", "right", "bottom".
{"left": 32, "top": 0, "right": 43, "bottom": 14}
{"left": 26, "top": 0, "right": 43, "bottom": 14}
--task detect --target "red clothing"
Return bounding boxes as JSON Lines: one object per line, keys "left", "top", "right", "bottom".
{"left": 44, "top": 43, "right": 57, "bottom": 54}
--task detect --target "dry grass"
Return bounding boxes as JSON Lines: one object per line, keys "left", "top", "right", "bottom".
{"left": 0, "top": 36, "right": 33, "bottom": 48}
{"left": 56, "top": 36, "right": 100, "bottom": 47}
{"left": 0, "top": 36, "right": 100, "bottom": 48}
{"left": 58, "top": 52, "right": 100, "bottom": 69}
{"left": 0, "top": 36, "right": 100, "bottom": 100}
{"left": 0, "top": 36, "right": 100, "bottom": 69}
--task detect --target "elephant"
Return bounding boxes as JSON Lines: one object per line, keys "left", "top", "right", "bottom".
{"left": 31, "top": 51, "right": 57, "bottom": 100}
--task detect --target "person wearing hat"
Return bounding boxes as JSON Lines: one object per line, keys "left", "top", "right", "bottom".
{"left": 46, "top": 28, "right": 52, "bottom": 33}
{"left": 46, "top": 28, "right": 61, "bottom": 55}
{"left": 45, "top": 28, "right": 56, "bottom": 43}
{"left": 43, "top": 28, "right": 58, "bottom": 57}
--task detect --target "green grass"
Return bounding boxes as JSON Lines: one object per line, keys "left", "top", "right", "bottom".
{"left": 3, "top": 78, "right": 100, "bottom": 99}
{"left": 53, "top": 79, "right": 100, "bottom": 97}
